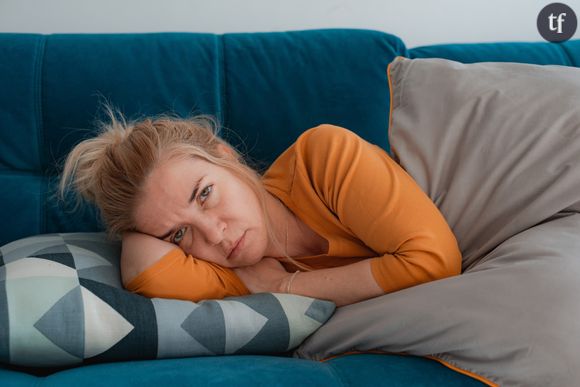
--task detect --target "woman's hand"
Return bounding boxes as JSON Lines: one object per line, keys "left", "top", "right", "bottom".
{"left": 233, "top": 258, "right": 290, "bottom": 294}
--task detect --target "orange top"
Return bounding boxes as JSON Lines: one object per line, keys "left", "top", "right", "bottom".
{"left": 125, "top": 247, "right": 249, "bottom": 300}
{"left": 126, "top": 124, "right": 461, "bottom": 301}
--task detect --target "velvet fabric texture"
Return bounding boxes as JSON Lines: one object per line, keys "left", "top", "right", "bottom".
{"left": 2, "top": 29, "right": 579, "bottom": 386}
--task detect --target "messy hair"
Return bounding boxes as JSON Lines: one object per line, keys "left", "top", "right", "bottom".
{"left": 59, "top": 107, "right": 310, "bottom": 271}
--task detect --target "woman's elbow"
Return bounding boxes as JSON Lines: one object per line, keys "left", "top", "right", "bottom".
{"left": 431, "top": 244, "right": 462, "bottom": 280}
{"left": 120, "top": 231, "right": 176, "bottom": 288}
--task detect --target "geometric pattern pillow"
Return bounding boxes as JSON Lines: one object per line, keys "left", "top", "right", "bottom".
{"left": 0, "top": 233, "right": 335, "bottom": 368}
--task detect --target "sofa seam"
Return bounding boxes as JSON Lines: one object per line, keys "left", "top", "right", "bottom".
{"left": 218, "top": 34, "right": 229, "bottom": 130}
{"left": 559, "top": 41, "right": 576, "bottom": 67}
{"left": 33, "top": 35, "right": 47, "bottom": 235}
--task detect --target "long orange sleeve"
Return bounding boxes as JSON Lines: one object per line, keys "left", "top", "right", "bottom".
{"left": 126, "top": 124, "right": 461, "bottom": 302}
{"left": 125, "top": 248, "right": 250, "bottom": 301}
{"left": 263, "top": 124, "right": 462, "bottom": 293}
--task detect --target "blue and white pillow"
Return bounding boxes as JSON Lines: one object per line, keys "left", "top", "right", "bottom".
{"left": 0, "top": 233, "right": 335, "bottom": 367}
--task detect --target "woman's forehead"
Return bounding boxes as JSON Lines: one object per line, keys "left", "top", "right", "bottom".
{"left": 134, "top": 159, "right": 203, "bottom": 234}
{"left": 146, "top": 157, "right": 205, "bottom": 197}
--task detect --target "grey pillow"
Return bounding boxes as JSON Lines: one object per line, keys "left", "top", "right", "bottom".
{"left": 295, "top": 57, "right": 580, "bottom": 386}
{"left": 296, "top": 213, "right": 580, "bottom": 386}
{"left": 386, "top": 56, "right": 580, "bottom": 271}
{"left": 0, "top": 233, "right": 335, "bottom": 368}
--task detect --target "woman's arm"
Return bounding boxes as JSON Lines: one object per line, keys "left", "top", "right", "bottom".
{"left": 251, "top": 125, "right": 462, "bottom": 306}
{"left": 234, "top": 257, "right": 384, "bottom": 307}
{"left": 120, "top": 231, "right": 175, "bottom": 287}
{"left": 282, "top": 260, "right": 384, "bottom": 306}
{"left": 121, "top": 231, "right": 249, "bottom": 301}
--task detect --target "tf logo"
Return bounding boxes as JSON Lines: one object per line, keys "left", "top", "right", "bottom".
{"left": 537, "top": 3, "right": 577, "bottom": 42}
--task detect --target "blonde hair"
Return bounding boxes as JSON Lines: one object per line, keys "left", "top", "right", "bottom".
{"left": 59, "top": 107, "right": 311, "bottom": 271}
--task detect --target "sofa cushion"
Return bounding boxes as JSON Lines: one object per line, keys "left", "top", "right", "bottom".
{"left": 0, "top": 353, "right": 485, "bottom": 386}
{"left": 0, "top": 233, "right": 335, "bottom": 367}
{"left": 386, "top": 56, "right": 580, "bottom": 271}
{"left": 0, "top": 30, "right": 407, "bottom": 246}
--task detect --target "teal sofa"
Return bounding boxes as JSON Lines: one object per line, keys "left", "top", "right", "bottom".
{"left": 1, "top": 29, "right": 578, "bottom": 386}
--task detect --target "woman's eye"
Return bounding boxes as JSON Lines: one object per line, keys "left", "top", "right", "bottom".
{"left": 199, "top": 185, "right": 213, "bottom": 203}
{"left": 173, "top": 227, "right": 186, "bottom": 244}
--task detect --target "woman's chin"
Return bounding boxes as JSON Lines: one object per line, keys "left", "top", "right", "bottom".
{"left": 231, "top": 253, "right": 263, "bottom": 268}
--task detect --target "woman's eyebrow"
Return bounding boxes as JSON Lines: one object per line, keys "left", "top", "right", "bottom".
{"left": 154, "top": 176, "right": 205, "bottom": 240}
{"left": 188, "top": 176, "right": 204, "bottom": 204}
{"left": 156, "top": 230, "right": 173, "bottom": 240}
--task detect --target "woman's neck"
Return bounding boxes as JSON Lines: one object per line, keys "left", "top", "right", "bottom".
{"left": 264, "top": 192, "right": 326, "bottom": 258}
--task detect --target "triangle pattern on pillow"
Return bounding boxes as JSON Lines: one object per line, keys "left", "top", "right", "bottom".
{"left": 34, "top": 285, "right": 84, "bottom": 358}
{"left": 181, "top": 301, "right": 226, "bottom": 354}
{"left": 219, "top": 299, "right": 268, "bottom": 354}
{"left": 68, "top": 245, "right": 113, "bottom": 270}
{"left": 152, "top": 298, "right": 213, "bottom": 358}
{"left": 81, "top": 286, "right": 134, "bottom": 358}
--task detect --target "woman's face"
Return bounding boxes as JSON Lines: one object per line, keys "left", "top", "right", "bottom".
{"left": 133, "top": 153, "right": 270, "bottom": 268}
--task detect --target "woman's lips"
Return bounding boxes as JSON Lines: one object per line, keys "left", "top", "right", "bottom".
{"left": 228, "top": 231, "right": 245, "bottom": 260}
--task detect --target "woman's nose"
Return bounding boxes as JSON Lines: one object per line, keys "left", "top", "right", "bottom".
{"left": 196, "top": 216, "right": 226, "bottom": 246}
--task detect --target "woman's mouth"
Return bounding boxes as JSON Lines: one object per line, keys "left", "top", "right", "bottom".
{"left": 227, "top": 231, "right": 246, "bottom": 260}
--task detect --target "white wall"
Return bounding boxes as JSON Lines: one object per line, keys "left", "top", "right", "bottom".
{"left": 0, "top": 0, "right": 578, "bottom": 47}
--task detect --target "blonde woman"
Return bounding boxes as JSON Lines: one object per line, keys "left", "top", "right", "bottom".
{"left": 60, "top": 113, "right": 461, "bottom": 307}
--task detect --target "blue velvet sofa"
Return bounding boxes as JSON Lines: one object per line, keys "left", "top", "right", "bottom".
{"left": 1, "top": 28, "right": 579, "bottom": 386}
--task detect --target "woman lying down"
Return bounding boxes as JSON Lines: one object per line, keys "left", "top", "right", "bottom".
{"left": 60, "top": 111, "right": 461, "bottom": 307}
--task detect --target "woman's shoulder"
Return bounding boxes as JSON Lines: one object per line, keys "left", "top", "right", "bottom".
{"left": 296, "top": 124, "right": 364, "bottom": 159}
{"left": 295, "top": 124, "right": 365, "bottom": 163}
{"left": 263, "top": 124, "right": 364, "bottom": 190}
{"left": 298, "top": 124, "right": 360, "bottom": 143}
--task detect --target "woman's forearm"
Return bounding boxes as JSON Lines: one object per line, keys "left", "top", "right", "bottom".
{"left": 280, "top": 259, "right": 385, "bottom": 307}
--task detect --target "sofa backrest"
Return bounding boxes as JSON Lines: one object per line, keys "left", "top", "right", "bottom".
{"left": 1, "top": 29, "right": 579, "bottom": 246}
{"left": 0, "top": 29, "right": 406, "bottom": 245}
{"left": 408, "top": 39, "right": 580, "bottom": 65}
